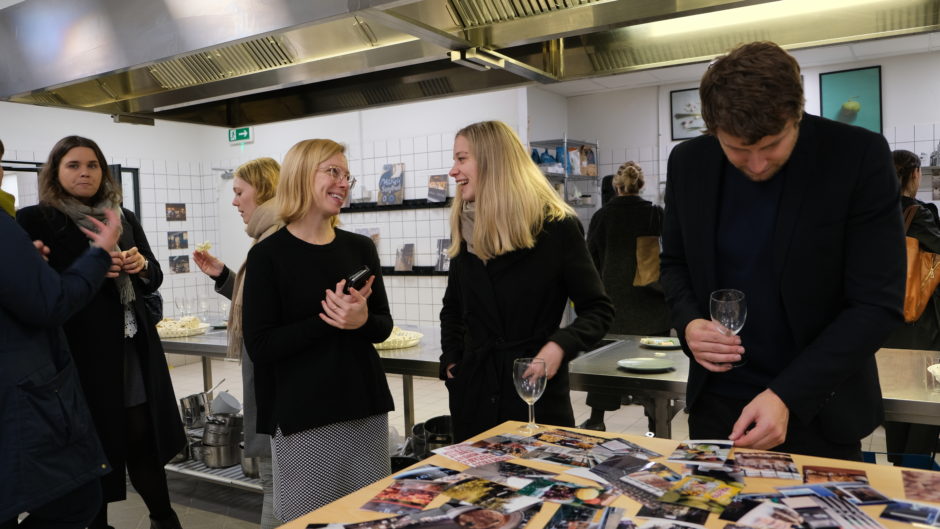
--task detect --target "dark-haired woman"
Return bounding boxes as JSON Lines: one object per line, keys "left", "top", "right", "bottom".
{"left": 882, "top": 149, "right": 940, "bottom": 467}
{"left": 17, "top": 136, "right": 186, "bottom": 529}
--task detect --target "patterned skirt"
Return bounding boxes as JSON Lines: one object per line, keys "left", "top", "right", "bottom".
{"left": 271, "top": 413, "right": 390, "bottom": 521}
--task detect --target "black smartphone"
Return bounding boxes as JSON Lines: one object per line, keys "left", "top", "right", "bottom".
{"left": 344, "top": 265, "right": 371, "bottom": 294}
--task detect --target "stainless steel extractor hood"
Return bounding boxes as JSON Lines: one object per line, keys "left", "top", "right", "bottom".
{"left": 0, "top": 0, "right": 938, "bottom": 127}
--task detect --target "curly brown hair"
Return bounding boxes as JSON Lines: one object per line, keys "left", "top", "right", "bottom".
{"left": 893, "top": 149, "right": 921, "bottom": 197}
{"left": 700, "top": 41, "right": 804, "bottom": 144}
{"left": 613, "top": 161, "right": 644, "bottom": 194}
{"left": 39, "top": 136, "right": 121, "bottom": 206}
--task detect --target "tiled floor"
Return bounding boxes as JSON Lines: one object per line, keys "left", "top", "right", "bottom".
{"left": 105, "top": 357, "right": 894, "bottom": 528}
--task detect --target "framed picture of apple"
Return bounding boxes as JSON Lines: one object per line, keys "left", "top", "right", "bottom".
{"left": 819, "top": 66, "right": 882, "bottom": 133}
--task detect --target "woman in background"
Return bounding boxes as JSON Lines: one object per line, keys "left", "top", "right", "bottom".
{"left": 1, "top": 207, "right": 120, "bottom": 529}
{"left": 439, "top": 120, "right": 614, "bottom": 442}
{"left": 580, "top": 161, "right": 670, "bottom": 431}
{"left": 17, "top": 136, "right": 186, "bottom": 529}
{"left": 242, "top": 139, "right": 394, "bottom": 520}
{"left": 883, "top": 149, "right": 940, "bottom": 466}
{"left": 192, "top": 157, "right": 282, "bottom": 529}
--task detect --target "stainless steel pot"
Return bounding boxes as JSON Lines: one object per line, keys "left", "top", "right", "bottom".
{"left": 203, "top": 413, "right": 243, "bottom": 446}
{"left": 203, "top": 444, "right": 240, "bottom": 468}
{"left": 240, "top": 442, "right": 261, "bottom": 479}
{"left": 179, "top": 393, "right": 208, "bottom": 428}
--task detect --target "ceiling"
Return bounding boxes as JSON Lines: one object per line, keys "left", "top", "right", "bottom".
{"left": 1, "top": 0, "right": 938, "bottom": 127}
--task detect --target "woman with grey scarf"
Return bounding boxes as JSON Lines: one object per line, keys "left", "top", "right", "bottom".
{"left": 17, "top": 136, "right": 186, "bottom": 529}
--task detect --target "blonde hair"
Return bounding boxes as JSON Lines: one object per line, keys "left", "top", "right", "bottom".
{"left": 235, "top": 157, "right": 280, "bottom": 205}
{"left": 613, "top": 161, "right": 644, "bottom": 195}
{"left": 448, "top": 121, "right": 574, "bottom": 261}
{"left": 277, "top": 139, "right": 344, "bottom": 226}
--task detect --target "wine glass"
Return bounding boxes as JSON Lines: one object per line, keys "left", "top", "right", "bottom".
{"left": 710, "top": 289, "right": 747, "bottom": 367}
{"left": 512, "top": 358, "right": 548, "bottom": 433}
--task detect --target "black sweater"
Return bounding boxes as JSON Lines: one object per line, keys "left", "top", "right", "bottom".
{"left": 242, "top": 227, "right": 394, "bottom": 435}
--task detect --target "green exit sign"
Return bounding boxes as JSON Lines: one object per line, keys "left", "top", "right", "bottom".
{"left": 228, "top": 127, "right": 253, "bottom": 144}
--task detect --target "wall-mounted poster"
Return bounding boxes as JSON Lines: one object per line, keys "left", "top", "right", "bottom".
{"left": 169, "top": 255, "right": 190, "bottom": 273}
{"left": 165, "top": 203, "right": 187, "bottom": 221}
{"left": 167, "top": 231, "right": 189, "bottom": 250}
{"left": 670, "top": 88, "right": 706, "bottom": 141}
{"left": 427, "top": 174, "right": 448, "bottom": 202}
{"left": 819, "top": 66, "right": 882, "bottom": 133}
{"left": 395, "top": 243, "right": 415, "bottom": 271}
{"left": 378, "top": 163, "right": 405, "bottom": 206}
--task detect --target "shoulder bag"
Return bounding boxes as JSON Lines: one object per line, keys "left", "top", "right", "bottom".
{"left": 902, "top": 205, "right": 940, "bottom": 323}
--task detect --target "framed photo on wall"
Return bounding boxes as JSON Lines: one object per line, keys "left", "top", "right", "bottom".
{"left": 819, "top": 66, "right": 882, "bottom": 133}
{"left": 670, "top": 88, "right": 706, "bottom": 141}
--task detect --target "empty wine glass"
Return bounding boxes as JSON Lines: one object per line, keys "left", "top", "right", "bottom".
{"left": 512, "top": 358, "right": 548, "bottom": 433}
{"left": 710, "top": 289, "right": 747, "bottom": 367}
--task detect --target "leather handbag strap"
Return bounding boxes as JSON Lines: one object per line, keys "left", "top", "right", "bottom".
{"left": 904, "top": 204, "right": 920, "bottom": 232}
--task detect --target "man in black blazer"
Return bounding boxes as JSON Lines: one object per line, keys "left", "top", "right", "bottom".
{"left": 661, "top": 42, "right": 905, "bottom": 460}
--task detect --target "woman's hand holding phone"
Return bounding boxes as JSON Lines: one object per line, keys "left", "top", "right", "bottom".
{"left": 320, "top": 274, "right": 375, "bottom": 330}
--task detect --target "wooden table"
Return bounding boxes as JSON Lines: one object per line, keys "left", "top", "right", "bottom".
{"left": 280, "top": 420, "right": 927, "bottom": 529}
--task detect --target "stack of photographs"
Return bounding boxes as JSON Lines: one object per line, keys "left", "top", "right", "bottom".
{"left": 361, "top": 465, "right": 464, "bottom": 515}
{"left": 545, "top": 505, "right": 633, "bottom": 529}
{"left": 733, "top": 451, "right": 800, "bottom": 481}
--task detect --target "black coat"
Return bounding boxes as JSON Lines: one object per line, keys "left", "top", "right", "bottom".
{"left": 587, "top": 195, "right": 670, "bottom": 334}
{"left": 17, "top": 205, "right": 185, "bottom": 501}
{"left": 440, "top": 216, "right": 614, "bottom": 441}
{"left": 0, "top": 213, "right": 111, "bottom": 521}
{"left": 661, "top": 114, "right": 905, "bottom": 444}
{"left": 883, "top": 196, "right": 940, "bottom": 350}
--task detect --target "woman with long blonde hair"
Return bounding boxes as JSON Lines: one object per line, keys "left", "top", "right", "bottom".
{"left": 242, "top": 139, "right": 394, "bottom": 520}
{"left": 440, "top": 121, "right": 614, "bottom": 441}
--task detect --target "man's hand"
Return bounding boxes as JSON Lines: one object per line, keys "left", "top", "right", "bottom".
{"left": 533, "top": 341, "right": 565, "bottom": 379}
{"left": 684, "top": 318, "right": 744, "bottom": 372}
{"left": 729, "top": 388, "right": 789, "bottom": 450}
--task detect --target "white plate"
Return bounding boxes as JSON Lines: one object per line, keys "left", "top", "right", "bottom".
{"left": 617, "top": 357, "right": 676, "bottom": 372}
{"left": 639, "top": 337, "right": 682, "bottom": 349}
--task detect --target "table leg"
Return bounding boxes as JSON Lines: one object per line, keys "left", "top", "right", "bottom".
{"left": 202, "top": 356, "right": 213, "bottom": 392}
{"left": 653, "top": 398, "right": 672, "bottom": 439}
{"left": 403, "top": 375, "right": 415, "bottom": 436}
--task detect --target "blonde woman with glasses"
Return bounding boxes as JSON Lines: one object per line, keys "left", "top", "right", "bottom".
{"left": 242, "top": 139, "right": 394, "bottom": 520}
{"left": 440, "top": 121, "right": 614, "bottom": 442}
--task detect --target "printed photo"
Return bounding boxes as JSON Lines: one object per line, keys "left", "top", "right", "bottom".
{"left": 361, "top": 479, "right": 447, "bottom": 514}
{"left": 902, "top": 469, "right": 940, "bottom": 503}
{"left": 635, "top": 501, "right": 709, "bottom": 525}
{"left": 443, "top": 502, "right": 540, "bottom": 529}
{"left": 435, "top": 238, "right": 451, "bottom": 272}
{"left": 802, "top": 465, "right": 868, "bottom": 484}
{"left": 463, "top": 461, "right": 556, "bottom": 490}
{"left": 393, "top": 465, "right": 463, "bottom": 483}
{"left": 168, "top": 255, "right": 190, "bottom": 273}
{"left": 733, "top": 451, "right": 800, "bottom": 480}
{"left": 668, "top": 440, "right": 732, "bottom": 465}
{"left": 165, "top": 203, "right": 186, "bottom": 221}
{"left": 469, "top": 434, "right": 540, "bottom": 458}
{"left": 379, "top": 163, "right": 405, "bottom": 206}
{"left": 592, "top": 437, "right": 662, "bottom": 460}
{"left": 443, "top": 478, "right": 541, "bottom": 514}
{"left": 395, "top": 243, "right": 415, "bottom": 271}
{"left": 545, "top": 505, "right": 626, "bottom": 529}
{"left": 658, "top": 474, "right": 743, "bottom": 514}
{"left": 167, "top": 230, "right": 188, "bottom": 250}
{"left": 533, "top": 429, "right": 608, "bottom": 450}
{"left": 428, "top": 174, "right": 449, "bottom": 203}
{"left": 517, "top": 478, "right": 617, "bottom": 508}
{"left": 520, "top": 445, "right": 597, "bottom": 468}
{"left": 880, "top": 500, "right": 940, "bottom": 526}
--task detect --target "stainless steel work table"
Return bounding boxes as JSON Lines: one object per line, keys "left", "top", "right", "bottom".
{"left": 161, "top": 326, "right": 442, "bottom": 436}
{"left": 568, "top": 337, "right": 940, "bottom": 438}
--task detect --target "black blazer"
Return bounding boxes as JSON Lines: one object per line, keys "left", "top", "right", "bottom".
{"left": 660, "top": 114, "right": 905, "bottom": 443}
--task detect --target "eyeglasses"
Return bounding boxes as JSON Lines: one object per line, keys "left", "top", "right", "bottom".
{"left": 319, "top": 165, "right": 357, "bottom": 189}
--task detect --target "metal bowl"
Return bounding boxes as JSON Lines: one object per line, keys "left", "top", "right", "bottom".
{"left": 203, "top": 444, "right": 240, "bottom": 468}
{"left": 240, "top": 442, "right": 261, "bottom": 478}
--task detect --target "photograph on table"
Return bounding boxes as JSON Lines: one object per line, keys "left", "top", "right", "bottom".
{"left": 670, "top": 88, "right": 707, "bottom": 141}
{"left": 393, "top": 465, "right": 463, "bottom": 483}
{"left": 520, "top": 444, "right": 597, "bottom": 468}
{"left": 469, "top": 434, "right": 541, "bottom": 457}
{"left": 719, "top": 493, "right": 789, "bottom": 525}
{"left": 728, "top": 500, "right": 802, "bottom": 529}
{"left": 533, "top": 429, "right": 608, "bottom": 450}
{"left": 777, "top": 486, "right": 881, "bottom": 529}
{"left": 732, "top": 451, "right": 799, "bottom": 480}
{"left": 658, "top": 474, "right": 743, "bottom": 514}
{"left": 167, "top": 230, "right": 188, "bottom": 250}
{"left": 668, "top": 440, "right": 733, "bottom": 465}
{"left": 361, "top": 479, "right": 448, "bottom": 514}
{"left": 687, "top": 460, "right": 745, "bottom": 489}
{"left": 901, "top": 469, "right": 940, "bottom": 503}
{"left": 443, "top": 478, "right": 541, "bottom": 514}
{"left": 616, "top": 461, "right": 683, "bottom": 505}
{"left": 168, "top": 255, "right": 190, "bottom": 273}
{"left": 434, "top": 443, "right": 513, "bottom": 467}
{"left": 517, "top": 478, "right": 618, "bottom": 508}
{"left": 801, "top": 465, "right": 868, "bottom": 484}
{"left": 444, "top": 501, "right": 541, "bottom": 529}
{"left": 592, "top": 437, "right": 662, "bottom": 460}
{"left": 636, "top": 520, "right": 702, "bottom": 529}
{"left": 545, "top": 505, "right": 629, "bottom": 529}
{"left": 462, "top": 461, "right": 556, "bottom": 489}
{"left": 819, "top": 66, "right": 882, "bottom": 133}
{"left": 635, "top": 501, "right": 709, "bottom": 526}
{"left": 165, "top": 202, "right": 187, "bottom": 221}
{"left": 880, "top": 500, "right": 940, "bottom": 526}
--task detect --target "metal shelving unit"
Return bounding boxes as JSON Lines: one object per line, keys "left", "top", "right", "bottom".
{"left": 530, "top": 138, "right": 600, "bottom": 225}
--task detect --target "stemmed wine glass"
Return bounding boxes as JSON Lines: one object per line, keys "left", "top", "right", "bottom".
{"left": 710, "top": 289, "right": 747, "bottom": 367}
{"left": 512, "top": 358, "right": 548, "bottom": 433}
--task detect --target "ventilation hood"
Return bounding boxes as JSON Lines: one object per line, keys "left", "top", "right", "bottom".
{"left": 1, "top": 0, "right": 938, "bottom": 127}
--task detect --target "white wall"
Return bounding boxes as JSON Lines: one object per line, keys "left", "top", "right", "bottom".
{"left": 526, "top": 86, "right": 568, "bottom": 142}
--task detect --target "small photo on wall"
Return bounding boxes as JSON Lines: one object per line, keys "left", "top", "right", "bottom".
{"left": 168, "top": 255, "right": 190, "bottom": 274}
{"left": 435, "top": 239, "right": 451, "bottom": 272}
{"left": 395, "top": 243, "right": 415, "bottom": 271}
{"left": 167, "top": 231, "right": 189, "bottom": 250}
{"left": 166, "top": 203, "right": 187, "bottom": 221}
{"left": 670, "top": 87, "right": 706, "bottom": 141}
{"left": 378, "top": 163, "right": 405, "bottom": 206}
{"left": 427, "top": 174, "right": 448, "bottom": 202}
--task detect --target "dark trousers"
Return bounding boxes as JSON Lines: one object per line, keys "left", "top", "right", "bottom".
{"left": 689, "top": 391, "right": 863, "bottom": 461}
{"left": 0, "top": 478, "right": 101, "bottom": 529}
{"left": 884, "top": 421, "right": 940, "bottom": 466}
{"left": 89, "top": 403, "right": 175, "bottom": 529}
